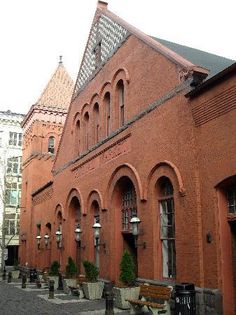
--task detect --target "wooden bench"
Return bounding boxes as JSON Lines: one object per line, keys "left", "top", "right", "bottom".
{"left": 126, "top": 284, "right": 172, "bottom": 315}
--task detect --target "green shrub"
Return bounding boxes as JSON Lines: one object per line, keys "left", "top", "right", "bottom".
{"left": 119, "top": 250, "right": 136, "bottom": 287}
{"left": 49, "top": 260, "right": 60, "bottom": 276}
{"left": 65, "top": 257, "right": 77, "bottom": 278}
{"left": 83, "top": 260, "right": 99, "bottom": 282}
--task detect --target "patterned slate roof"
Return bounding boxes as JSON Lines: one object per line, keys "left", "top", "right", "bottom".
{"left": 152, "top": 37, "right": 235, "bottom": 79}
{"left": 36, "top": 62, "right": 74, "bottom": 109}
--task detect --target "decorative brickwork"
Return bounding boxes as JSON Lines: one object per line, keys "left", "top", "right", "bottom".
{"left": 74, "top": 14, "right": 129, "bottom": 96}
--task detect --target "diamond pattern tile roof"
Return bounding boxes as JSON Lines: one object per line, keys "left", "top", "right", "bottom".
{"left": 36, "top": 62, "right": 74, "bottom": 109}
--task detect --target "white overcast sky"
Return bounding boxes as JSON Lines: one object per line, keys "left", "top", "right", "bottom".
{"left": 0, "top": 0, "right": 235, "bottom": 114}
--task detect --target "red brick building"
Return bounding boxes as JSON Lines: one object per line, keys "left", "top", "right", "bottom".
{"left": 20, "top": 2, "right": 236, "bottom": 314}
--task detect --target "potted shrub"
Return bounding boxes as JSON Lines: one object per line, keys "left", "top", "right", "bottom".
{"left": 82, "top": 260, "right": 104, "bottom": 300}
{"left": 48, "top": 260, "right": 60, "bottom": 284}
{"left": 113, "top": 250, "right": 140, "bottom": 309}
{"left": 64, "top": 257, "right": 77, "bottom": 289}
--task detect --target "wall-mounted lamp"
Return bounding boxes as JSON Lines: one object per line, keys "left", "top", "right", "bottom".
{"left": 92, "top": 222, "right": 106, "bottom": 248}
{"left": 55, "top": 228, "right": 62, "bottom": 249}
{"left": 44, "top": 233, "right": 50, "bottom": 247}
{"left": 130, "top": 216, "right": 146, "bottom": 249}
{"left": 36, "top": 235, "right": 41, "bottom": 249}
{"left": 74, "top": 224, "right": 85, "bottom": 249}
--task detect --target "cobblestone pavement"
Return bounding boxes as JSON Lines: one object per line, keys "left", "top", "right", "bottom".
{"left": 0, "top": 279, "right": 130, "bottom": 315}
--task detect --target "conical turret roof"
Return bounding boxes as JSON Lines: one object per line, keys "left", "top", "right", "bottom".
{"left": 36, "top": 58, "right": 74, "bottom": 109}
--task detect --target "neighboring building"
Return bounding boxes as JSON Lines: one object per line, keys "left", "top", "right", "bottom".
{"left": 20, "top": 2, "right": 236, "bottom": 314}
{"left": 0, "top": 110, "right": 24, "bottom": 268}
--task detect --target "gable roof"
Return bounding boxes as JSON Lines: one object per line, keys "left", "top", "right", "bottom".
{"left": 36, "top": 60, "right": 74, "bottom": 110}
{"left": 152, "top": 37, "right": 235, "bottom": 80}
{"left": 73, "top": 2, "right": 209, "bottom": 99}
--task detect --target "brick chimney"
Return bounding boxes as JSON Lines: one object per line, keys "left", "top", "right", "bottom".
{"left": 97, "top": 1, "right": 108, "bottom": 10}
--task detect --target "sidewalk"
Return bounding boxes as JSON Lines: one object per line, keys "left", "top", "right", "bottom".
{"left": 0, "top": 278, "right": 130, "bottom": 315}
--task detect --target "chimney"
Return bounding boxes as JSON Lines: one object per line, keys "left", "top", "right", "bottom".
{"left": 97, "top": 1, "right": 108, "bottom": 10}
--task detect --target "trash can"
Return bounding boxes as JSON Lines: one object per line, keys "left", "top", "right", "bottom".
{"left": 175, "top": 283, "right": 196, "bottom": 315}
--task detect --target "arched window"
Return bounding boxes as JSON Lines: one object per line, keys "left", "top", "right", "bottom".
{"left": 121, "top": 181, "right": 137, "bottom": 232}
{"left": 48, "top": 136, "right": 55, "bottom": 154}
{"left": 84, "top": 112, "right": 89, "bottom": 151}
{"left": 93, "top": 103, "right": 100, "bottom": 144}
{"left": 104, "top": 92, "right": 111, "bottom": 137}
{"left": 117, "top": 80, "right": 125, "bottom": 127}
{"left": 76, "top": 120, "right": 80, "bottom": 155}
{"left": 157, "top": 177, "right": 176, "bottom": 278}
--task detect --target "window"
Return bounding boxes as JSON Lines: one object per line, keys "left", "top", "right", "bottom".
{"left": 94, "top": 103, "right": 99, "bottom": 144}
{"left": 158, "top": 177, "right": 176, "bottom": 278}
{"left": 117, "top": 80, "right": 125, "bottom": 127}
{"left": 227, "top": 186, "right": 236, "bottom": 214}
{"left": 104, "top": 92, "right": 111, "bottom": 136}
{"left": 5, "top": 181, "right": 21, "bottom": 206}
{"left": 9, "top": 132, "right": 22, "bottom": 147}
{"left": 48, "top": 136, "right": 55, "bottom": 154}
{"left": 121, "top": 185, "right": 137, "bottom": 231}
{"left": 84, "top": 112, "right": 89, "bottom": 151}
{"left": 7, "top": 157, "right": 22, "bottom": 175}
{"left": 4, "top": 214, "right": 18, "bottom": 236}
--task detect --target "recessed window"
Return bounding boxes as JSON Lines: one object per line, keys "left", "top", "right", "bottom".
{"left": 104, "top": 92, "right": 111, "bottom": 136}
{"left": 94, "top": 103, "right": 100, "bottom": 143}
{"left": 121, "top": 185, "right": 137, "bottom": 231}
{"left": 7, "top": 156, "right": 22, "bottom": 175}
{"left": 48, "top": 136, "right": 55, "bottom": 154}
{"left": 117, "top": 80, "right": 125, "bottom": 127}
{"left": 158, "top": 177, "right": 176, "bottom": 278}
{"left": 94, "top": 40, "right": 102, "bottom": 69}
{"left": 227, "top": 186, "right": 236, "bottom": 214}
{"left": 84, "top": 112, "right": 89, "bottom": 151}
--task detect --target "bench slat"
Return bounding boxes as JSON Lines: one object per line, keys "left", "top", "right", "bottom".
{"left": 126, "top": 298, "right": 165, "bottom": 309}
{"left": 139, "top": 284, "right": 171, "bottom": 300}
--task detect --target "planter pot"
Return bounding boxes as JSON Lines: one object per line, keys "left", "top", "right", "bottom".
{"left": 11, "top": 270, "right": 20, "bottom": 279}
{"left": 113, "top": 286, "right": 140, "bottom": 309}
{"left": 82, "top": 281, "right": 104, "bottom": 300}
{"left": 64, "top": 278, "right": 77, "bottom": 288}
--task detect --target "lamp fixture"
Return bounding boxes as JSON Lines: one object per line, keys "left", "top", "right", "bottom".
{"left": 55, "top": 228, "right": 62, "bottom": 249}
{"left": 130, "top": 216, "right": 146, "bottom": 249}
{"left": 36, "top": 235, "right": 41, "bottom": 249}
{"left": 74, "top": 224, "right": 85, "bottom": 249}
{"left": 44, "top": 233, "right": 50, "bottom": 247}
{"left": 92, "top": 222, "right": 106, "bottom": 248}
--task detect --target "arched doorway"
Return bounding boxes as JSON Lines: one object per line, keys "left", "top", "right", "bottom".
{"left": 68, "top": 196, "right": 81, "bottom": 274}
{"left": 114, "top": 176, "right": 138, "bottom": 275}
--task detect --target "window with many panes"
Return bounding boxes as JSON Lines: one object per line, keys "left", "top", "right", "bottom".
{"left": 122, "top": 185, "right": 137, "bottom": 231}
{"left": 5, "top": 181, "right": 21, "bottom": 206}
{"left": 227, "top": 185, "right": 236, "bottom": 214}
{"left": 7, "top": 156, "right": 22, "bottom": 175}
{"left": 4, "top": 213, "right": 19, "bottom": 236}
{"left": 9, "top": 132, "right": 22, "bottom": 146}
{"left": 158, "top": 177, "right": 176, "bottom": 278}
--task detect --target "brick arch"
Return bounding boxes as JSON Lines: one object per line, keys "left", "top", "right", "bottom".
{"left": 105, "top": 163, "right": 144, "bottom": 210}
{"left": 111, "top": 67, "right": 130, "bottom": 87}
{"left": 66, "top": 188, "right": 85, "bottom": 215}
{"left": 215, "top": 174, "right": 236, "bottom": 188}
{"left": 145, "top": 160, "right": 186, "bottom": 199}
{"left": 54, "top": 204, "right": 65, "bottom": 220}
{"left": 87, "top": 189, "right": 104, "bottom": 211}
{"left": 89, "top": 93, "right": 100, "bottom": 106}
{"left": 81, "top": 103, "right": 90, "bottom": 117}
{"left": 99, "top": 82, "right": 112, "bottom": 98}
{"left": 72, "top": 112, "right": 81, "bottom": 126}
